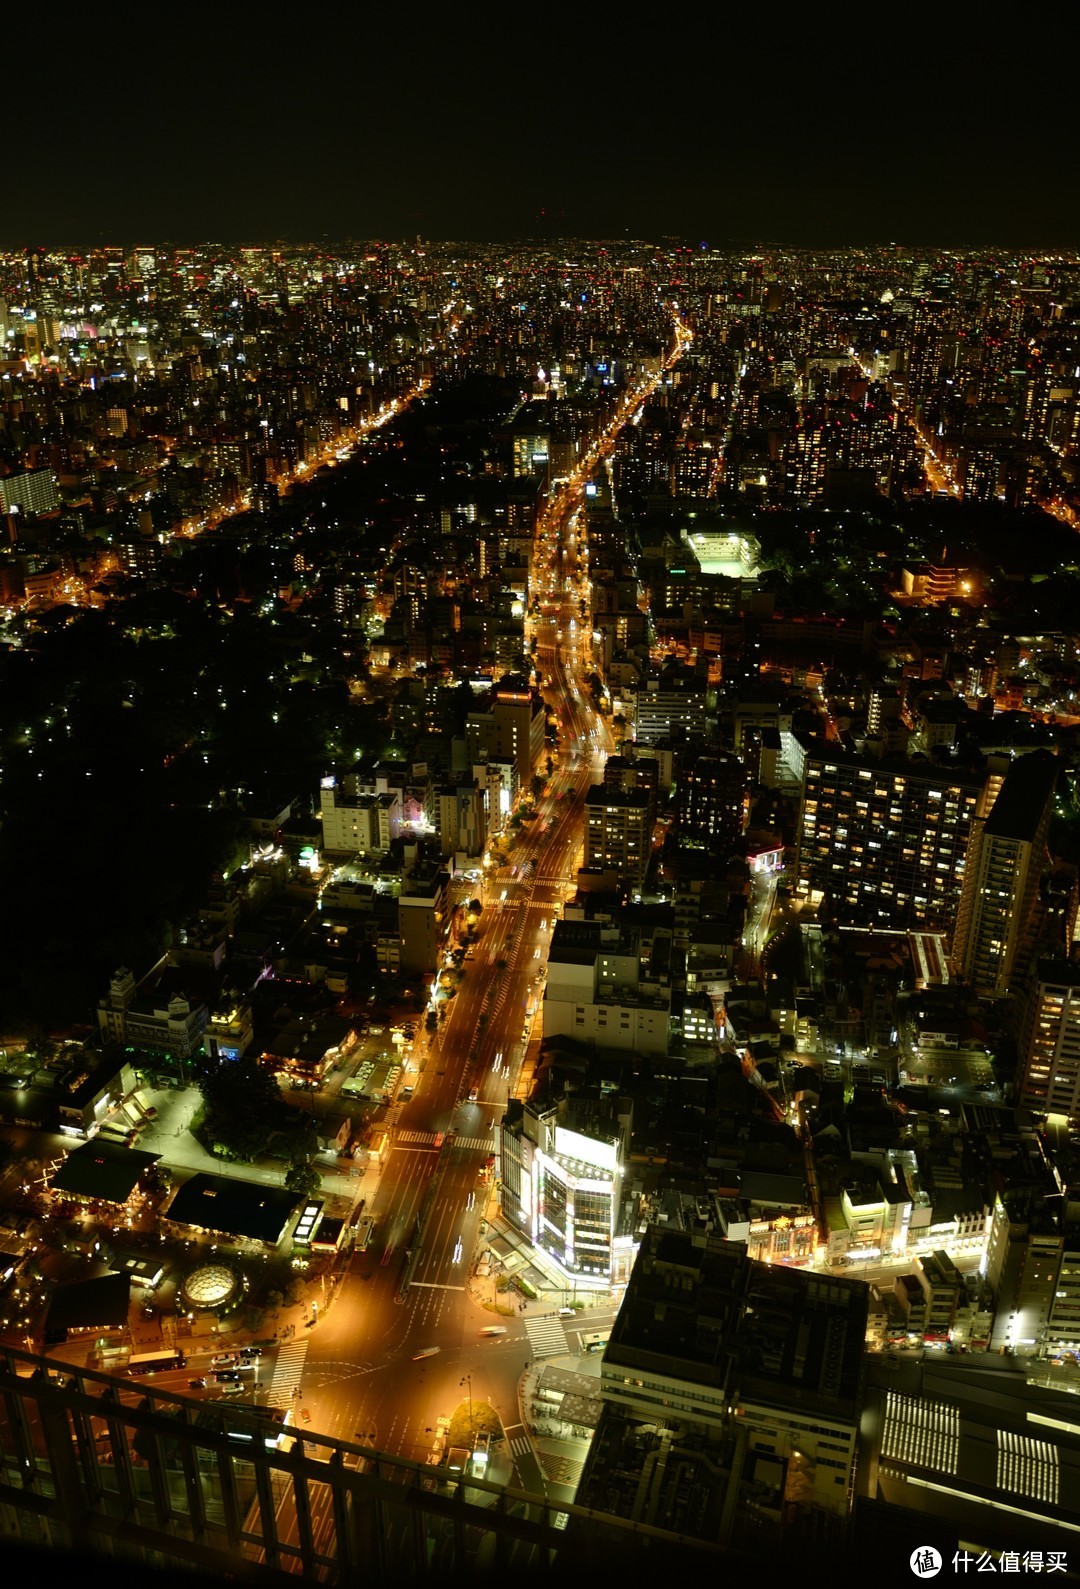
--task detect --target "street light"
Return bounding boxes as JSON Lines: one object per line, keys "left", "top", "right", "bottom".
{"left": 460, "top": 1373, "right": 473, "bottom": 1438}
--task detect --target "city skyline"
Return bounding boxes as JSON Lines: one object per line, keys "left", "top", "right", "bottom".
{"left": 1, "top": 210, "right": 1080, "bottom": 1570}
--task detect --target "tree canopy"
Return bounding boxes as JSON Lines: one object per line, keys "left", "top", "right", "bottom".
{"left": 197, "top": 1057, "right": 288, "bottom": 1162}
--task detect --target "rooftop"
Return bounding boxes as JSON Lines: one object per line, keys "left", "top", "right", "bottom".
{"left": 164, "top": 1174, "right": 301, "bottom": 1245}
{"left": 609, "top": 1226, "right": 867, "bottom": 1421}
{"left": 52, "top": 1139, "right": 160, "bottom": 1204}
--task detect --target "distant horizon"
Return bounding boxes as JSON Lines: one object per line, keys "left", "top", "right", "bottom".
{"left": 2, "top": 234, "right": 1079, "bottom": 254}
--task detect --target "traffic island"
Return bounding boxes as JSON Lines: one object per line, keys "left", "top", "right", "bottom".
{"left": 441, "top": 1398, "right": 517, "bottom": 1493}
{"left": 448, "top": 1395, "right": 501, "bottom": 1453}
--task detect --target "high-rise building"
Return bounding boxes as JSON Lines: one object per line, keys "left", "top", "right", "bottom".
{"left": 319, "top": 774, "right": 399, "bottom": 854}
{"left": 675, "top": 752, "right": 745, "bottom": 853}
{"left": 951, "top": 751, "right": 1057, "bottom": 997}
{"left": 602, "top": 752, "right": 659, "bottom": 830}
{"left": 1019, "top": 958, "right": 1080, "bottom": 1115}
{"left": 435, "top": 780, "right": 487, "bottom": 860}
{"left": 584, "top": 786, "right": 651, "bottom": 886}
{"left": 398, "top": 856, "right": 450, "bottom": 976}
{"left": 466, "top": 681, "right": 544, "bottom": 786}
{"left": 0, "top": 467, "right": 59, "bottom": 517}
{"left": 796, "top": 742, "right": 985, "bottom": 929}
{"left": 633, "top": 660, "right": 709, "bottom": 743}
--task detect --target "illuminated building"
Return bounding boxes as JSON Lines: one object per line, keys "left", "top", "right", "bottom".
{"left": 584, "top": 785, "right": 651, "bottom": 887}
{"left": 601, "top": 752, "right": 659, "bottom": 829}
{"left": 96, "top": 967, "right": 208, "bottom": 1060}
{"left": 950, "top": 751, "right": 1058, "bottom": 997}
{"left": 203, "top": 1001, "right": 254, "bottom": 1060}
{"left": 319, "top": 773, "right": 400, "bottom": 855}
{"left": 795, "top": 743, "right": 985, "bottom": 928}
{"left": 473, "top": 756, "right": 516, "bottom": 837}
{"left": 434, "top": 779, "right": 487, "bottom": 859}
{"left": 499, "top": 1092, "right": 631, "bottom": 1283}
{"left": 510, "top": 421, "right": 549, "bottom": 477}
{"left": 633, "top": 660, "right": 709, "bottom": 744}
{"left": 0, "top": 466, "right": 58, "bottom": 517}
{"left": 1019, "top": 958, "right": 1080, "bottom": 1115}
{"left": 466, "top": 681, "right": 545, "bottom": 784}
{"left": 398, "top": 855, "right": 450, "bottom": 976}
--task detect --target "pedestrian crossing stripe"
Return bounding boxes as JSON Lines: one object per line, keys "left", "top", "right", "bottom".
{"left": 508, "top": 1435, "right": 532, "bottom": 1457}
{"left": 266, "top": 1340, "right": 309, "bottom": 1407}
{"left": 524, "top": 1318, "right": 568, "bottom": 1358}
{"left": 393, "top": 1130, "right": 491, "bottom": 1151}
{"left": 540, "top": 1452, "right": 583, "bottom": 1486}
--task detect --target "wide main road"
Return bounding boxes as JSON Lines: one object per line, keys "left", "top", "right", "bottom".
{"left": 291, "top": 322, "right": 692, "bottom": 1482}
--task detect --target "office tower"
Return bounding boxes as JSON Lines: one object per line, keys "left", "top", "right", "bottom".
{"left": 951, "top": 751, "right": 1057, "bottom": 996}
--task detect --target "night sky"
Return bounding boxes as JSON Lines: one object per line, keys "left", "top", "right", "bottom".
{"left": 8, "top": 6, "right": 1078, "bottom": 246}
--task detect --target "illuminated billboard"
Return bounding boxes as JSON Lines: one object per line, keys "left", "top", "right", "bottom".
{"left": 554, "top": 1126, "right": 616, "bottom": 1173}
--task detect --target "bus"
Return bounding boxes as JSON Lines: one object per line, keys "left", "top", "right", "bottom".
{"left": 581, "top": 1331, "right": 610, "bottom": 1355}
{"left": 127, "top": 1349, "right": 185, "bottom": 1376}
{"left": 356, "top": 1216, "right": 375, "bottom": 1252}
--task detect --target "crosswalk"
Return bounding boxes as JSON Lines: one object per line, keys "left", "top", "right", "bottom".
{"left": 266, "top": 1340, "right": 308, "bottom": 1408}
{"left": 507, "top": 1431, "right": 532, "bottom": 1459}
{"left": 525, "top": 1317, "right": 569, "bottom": 1358}
{"left": 393, "top": 1129, "right": 492, "bottom": 1153}
{"left": 540, "top": 1451, "right": 584, "bottom": 1488}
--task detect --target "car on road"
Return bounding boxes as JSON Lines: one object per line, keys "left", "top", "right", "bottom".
{"left": 211, "top": 1353, "right": 239, "bottom": 1368}
{"left": 214, "top": 1370, "right": 242, "bottom": 1383}
{"left": 188, "top": 1378, "right": 207, "bottom": 1389}
{"left": 557, "top": 1307, "right": 576, "bottom": 1317}
{"left": 240, "top": 1347, "right": 262, "bottom": 1360}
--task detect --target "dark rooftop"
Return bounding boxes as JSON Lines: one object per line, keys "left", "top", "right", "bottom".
{"left": 52, "top": 1140, "right": 160, "bottom": 1204}
{"left": 983, "top": 749, "right": 1058, "bottom": 842}
{"left": 165, "top": 1174, "right": 300, "bottom": 1244}
{"left": 609, "top": 1225, "right": 867, "bottom": 1421}
{"left": 45, "top": 1271, "right": 131, "bottom": 1337}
